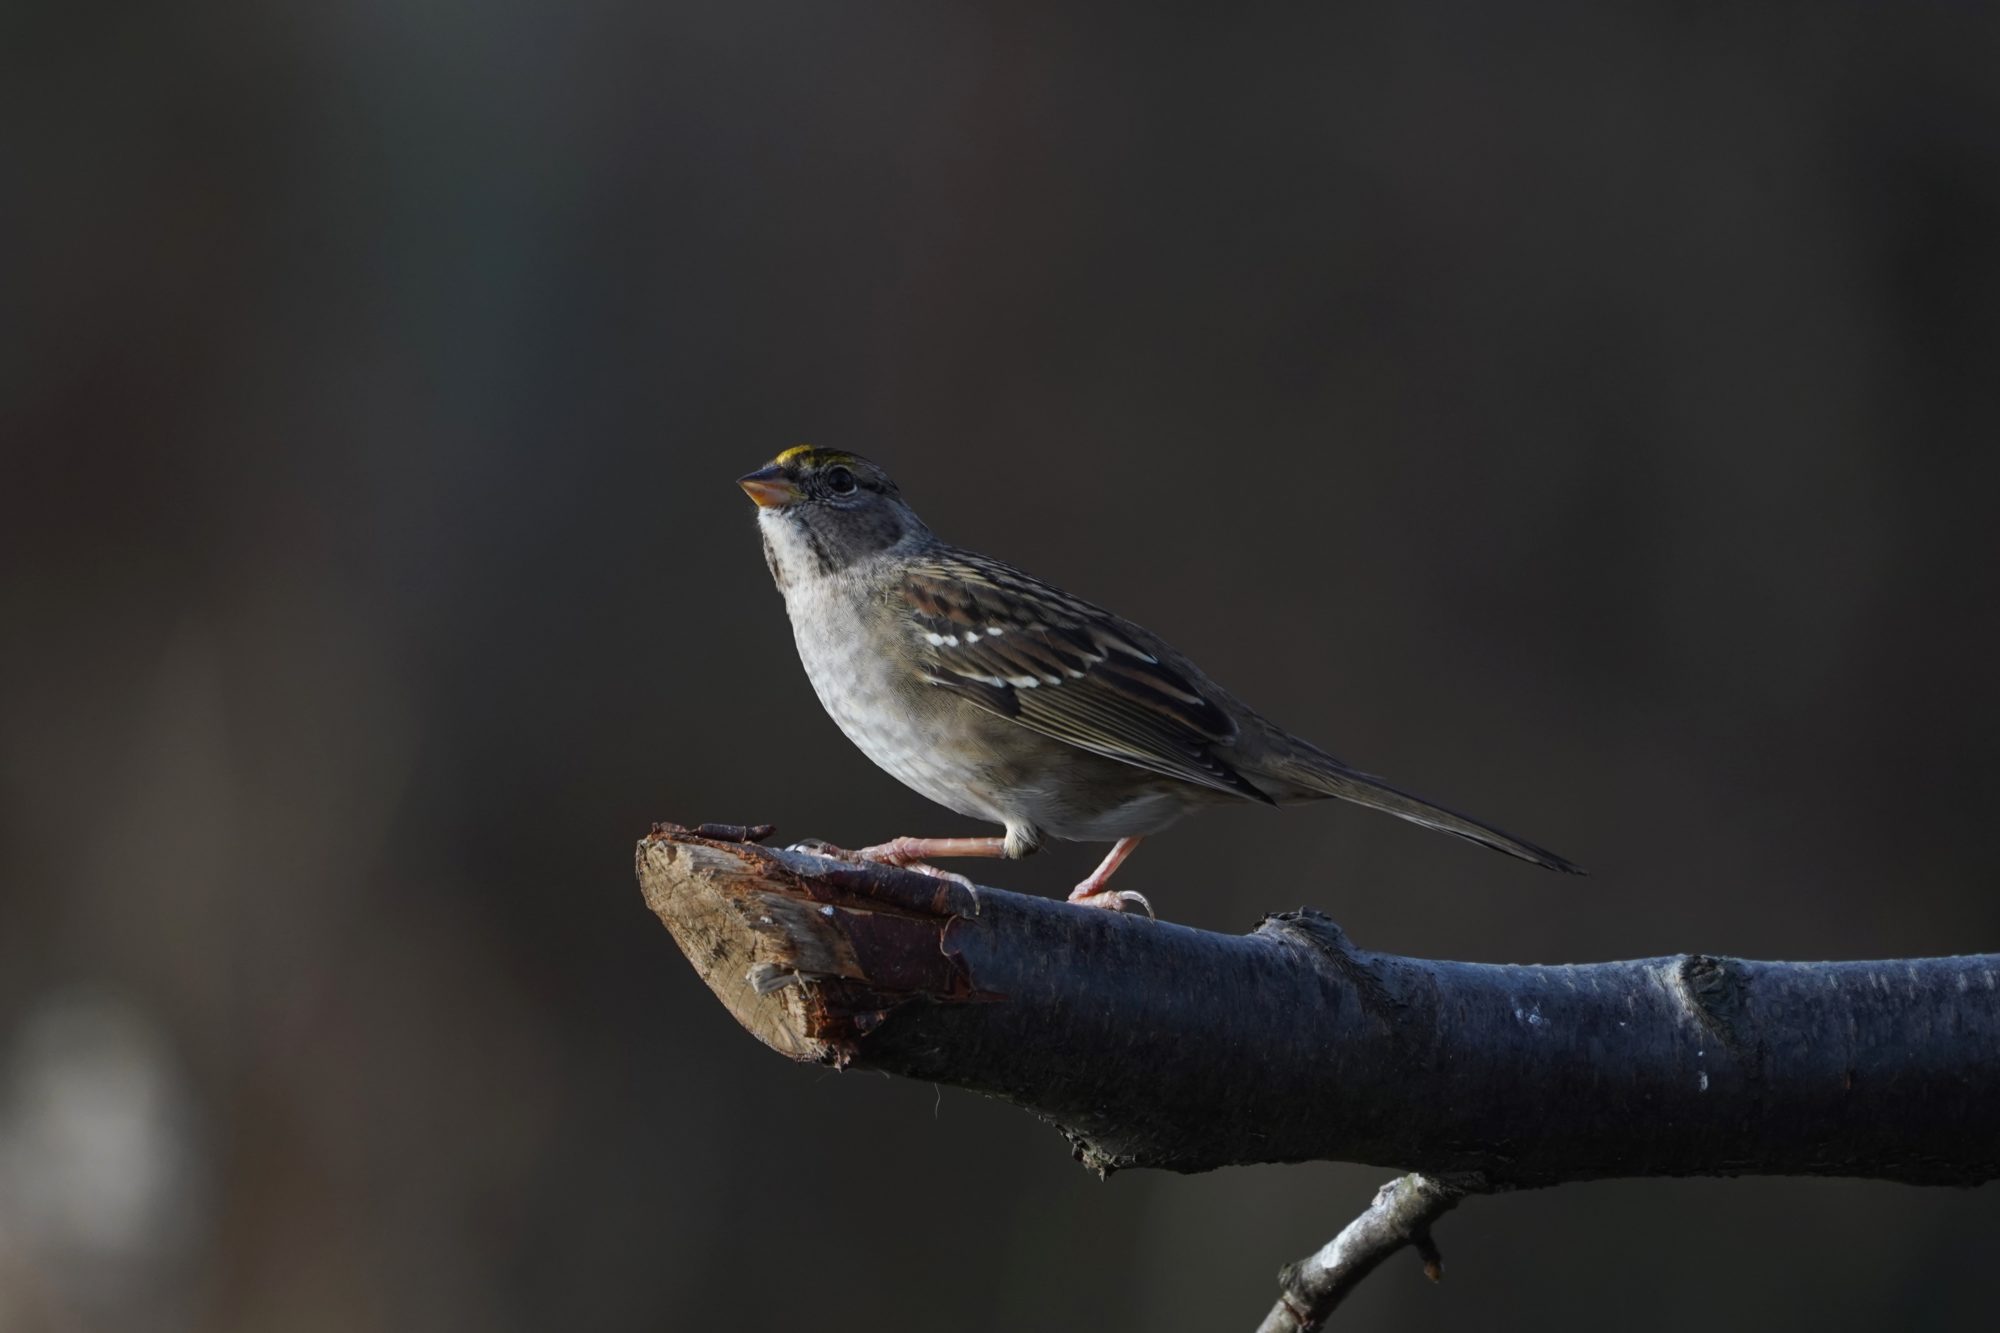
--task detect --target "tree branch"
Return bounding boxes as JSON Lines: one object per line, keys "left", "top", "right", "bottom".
{"left": 638, "top": 822, "right": 2000, "bottom": 1324}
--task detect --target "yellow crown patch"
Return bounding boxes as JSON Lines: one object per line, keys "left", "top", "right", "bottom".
{"left": 775, "top": 445, "right": 857, "bottom": 468}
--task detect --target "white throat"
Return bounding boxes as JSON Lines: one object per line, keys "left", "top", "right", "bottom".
{"left": 757, "top": 507, "right": 825, "bottom": 595}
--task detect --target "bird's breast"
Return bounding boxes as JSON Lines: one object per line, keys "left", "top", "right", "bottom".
{"left": 780, "top": 574, "right": 1012, "bottom": 825}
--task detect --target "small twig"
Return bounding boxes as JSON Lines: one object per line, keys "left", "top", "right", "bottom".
{"left": 654, "top": 821, "right": 777, "bottom": 844}
{"left": 1256, "top": 1175, "right": 1466, "bottom": 1333}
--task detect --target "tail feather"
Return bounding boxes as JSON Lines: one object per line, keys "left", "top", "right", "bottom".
{"left": 1269, "top": 751, "right": 1583, "bottom": 874}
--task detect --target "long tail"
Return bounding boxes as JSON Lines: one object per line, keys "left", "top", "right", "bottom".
{"left": 1266, "top": 747, "right": 1583, "bottom": 874}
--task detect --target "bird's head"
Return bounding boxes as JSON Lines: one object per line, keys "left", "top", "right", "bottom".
{"left": 738, "top": 447, "right": 924, "bottom": 578}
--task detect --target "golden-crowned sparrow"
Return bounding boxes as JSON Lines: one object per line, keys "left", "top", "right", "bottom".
{"left": 739, "top": 447, "right": 1579, "bottom": 913}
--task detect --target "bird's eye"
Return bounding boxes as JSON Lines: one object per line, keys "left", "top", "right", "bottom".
{"left": 824, "top": 465, "right": 857, "bottom": 496}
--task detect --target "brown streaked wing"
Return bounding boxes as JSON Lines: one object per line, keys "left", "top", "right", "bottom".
{"left": 900, "top": 557, "right": 1275, "bottom": 803}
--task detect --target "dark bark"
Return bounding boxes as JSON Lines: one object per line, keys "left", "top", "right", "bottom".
{"left": 638, "top": 822, "right": 2000, "bottom": 1188}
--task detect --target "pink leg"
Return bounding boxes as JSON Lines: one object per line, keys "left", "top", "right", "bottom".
{"left": 1067, "top": 837, "right": 1153, "bottom": 917}
{"left": 851, "top": 836, "right": 1009, "bottom": 866}
{"left": 820, "top": 835, "right": 1010, "bottom": 898}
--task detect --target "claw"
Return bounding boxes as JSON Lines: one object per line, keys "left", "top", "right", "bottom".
{"left": 1067, "top": 887, "right": 1155, "bottom": 919}
{"left": 907, "top": 867, "right": 982, "bottom": 913}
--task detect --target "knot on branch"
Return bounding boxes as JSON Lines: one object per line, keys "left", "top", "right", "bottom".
{"left": 1262, "top": 908, "right": 1402, "bottom": 1032}
{"left": 1674, "top": 952, "right": 1752, "bottom": 1053}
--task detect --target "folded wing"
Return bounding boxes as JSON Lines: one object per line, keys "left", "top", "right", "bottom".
{"left": 901, "top": 556, "right": 1275, "bottom": 804}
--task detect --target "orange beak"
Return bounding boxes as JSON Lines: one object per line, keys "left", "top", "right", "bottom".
{"left": 737, "top": 464, "right": 801, "bottom": 509}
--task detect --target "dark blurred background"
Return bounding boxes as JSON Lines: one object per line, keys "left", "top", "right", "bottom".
{"left": 4, "top": 2, "right": 1999, "bottom": 1329}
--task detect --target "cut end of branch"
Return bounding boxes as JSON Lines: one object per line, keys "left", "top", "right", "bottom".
{"left": 636, "top": 823, "right": 986, "bottom": 1065}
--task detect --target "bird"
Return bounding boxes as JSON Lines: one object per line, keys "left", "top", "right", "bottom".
{"left": 738, "top": 446, "right": 1580, "bottom": 913}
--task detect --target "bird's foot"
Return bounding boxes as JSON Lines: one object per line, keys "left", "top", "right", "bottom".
{"left": 1065, "top": 836, "right": 1153, "bottom": 917}
{"left": 791, "top": 837, "right": 984, "bottom": 908}
{"left": 852, "top": 839, "right": 983, "bottom": 904}
{"left": 1066, "top": 883, "right": 1155, "bottom": 919}
{"left": 851, "top": 835, "right": 950, "bottom": 867}
{"left": 784, "top": 836, "right": 935, "bottom": 866}
{"left": 860, "top": 836, "right": 1005, "bottom": 886}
